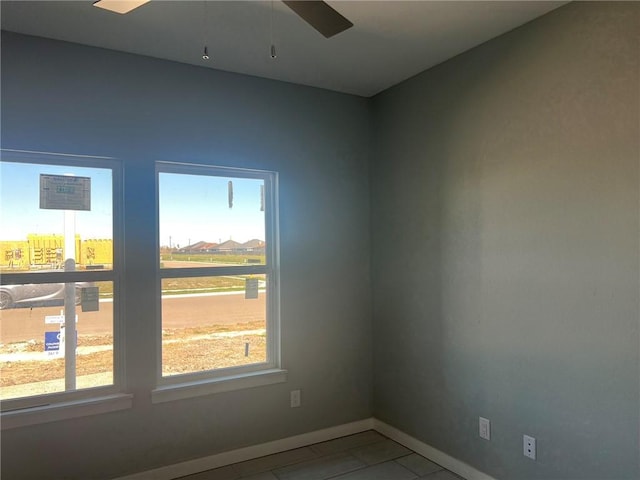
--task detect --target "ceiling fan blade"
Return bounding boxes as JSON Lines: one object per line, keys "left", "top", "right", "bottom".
{"left": 283, "top": 1, "right": 353, "bottom": 38}
{"left": 93, "top": 0, "right": 150, "bottom": 15}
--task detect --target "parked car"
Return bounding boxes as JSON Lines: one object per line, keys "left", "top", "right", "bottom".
{"left": 0, "top": 281, "right": 93, "bottom": 310}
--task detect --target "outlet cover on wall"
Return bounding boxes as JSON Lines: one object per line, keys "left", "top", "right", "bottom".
{"left": 523, "top": 434, "right": 536, "bottom": 460}
{"left": 290, "top": 389, "right": 301, "bottom": 408}
{"left": 479, "top": 417, "right": 490, "bottom": 440}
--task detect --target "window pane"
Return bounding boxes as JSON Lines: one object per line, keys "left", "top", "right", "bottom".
{"left": 159, "top": 173, "right": 266, "bottom": 268}
{"left": 0, "top": 161, "right": 114, "bottom": 273}
{"left": 161, "top": 275, "right": 267, "bottom": 376}
{"left": 0, "top": 281, "right": 114, "bottom": 400}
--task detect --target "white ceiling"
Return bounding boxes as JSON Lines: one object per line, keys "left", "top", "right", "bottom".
{"left": 0, "top": 1, "right": 567, "bottom": 97}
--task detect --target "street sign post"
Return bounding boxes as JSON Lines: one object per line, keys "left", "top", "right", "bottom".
{"left": 40, "top": 173, "right": 92, "bottom": 390}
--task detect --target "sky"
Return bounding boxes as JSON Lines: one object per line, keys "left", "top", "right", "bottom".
{"left": 0, "top": 161, "right": 113, "bottom": 241}
{"left": 0, "top": 161, "right": 265, "bottom": 248}
{"left": 159, "top": 172, "right": 265, "bottom": 248}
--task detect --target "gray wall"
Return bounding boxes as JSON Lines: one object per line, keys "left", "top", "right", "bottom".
{"left": 0, "top": 32, "right": 373, "bottom": 479}
{"left": 371, "top": 2, "right": 639, "bottom": 479}
{"left": 2, "top": 2, "right": 639, "bottom": 479}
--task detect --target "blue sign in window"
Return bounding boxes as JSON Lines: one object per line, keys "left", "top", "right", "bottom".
{"left": 44, "top": 331, "right": 61, "bottom": 351}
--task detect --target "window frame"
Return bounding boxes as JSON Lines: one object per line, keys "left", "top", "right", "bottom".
{"left": 0, "top": 149, "right": 127, "bottom": 419}
{"left": 154, "top": 161, "right": 282, "bottom": 394}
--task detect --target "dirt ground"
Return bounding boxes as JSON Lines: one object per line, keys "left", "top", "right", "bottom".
{"left": 0, "top": 321, "right": 266, "bottom": 394}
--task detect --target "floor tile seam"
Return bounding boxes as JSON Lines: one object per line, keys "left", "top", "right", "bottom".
{"left": 308, "top": 433, "right": 389, "bottom": 456}
{"left": 231, "top": 448, "right": 322, "bottom": 477}
{"left": 231, "top": 445, "right": 319, "bottom": 472}
{"left": 345, "top": 444, "right": 414, "bottom": 466}
{"left": 392, "top": 455, "right": 446, "bottom": 477}
{"left": 310, "top": 462, "right": 370, "bottom": 480}
{"left": 319, "top": 461, "right": 374, "bottom": 479}
{"left": 270, "top": 470, "right": 282, "bottom": 480}
{"left": 318, "top": 459, "right": 421, "bottom": 480}
{"left": 178, "top": 434, "right": 456, "bottom": 480}
{"left": 269, "top": 451, "right": 366, "bottom": 479}
{"left": 238, "top": 432, "right": 387, "bottom": 475}
{"left": 305, "top": 449, "right": 370, "bottom": 467}
{"left": 377, "top": 459, "right": 421, "bottom": 479}
{"left": 392, "top": 458, "right": 429, "bottom": 476}
{"left": 277, "top": 450, "right": 362, "bottom": 469}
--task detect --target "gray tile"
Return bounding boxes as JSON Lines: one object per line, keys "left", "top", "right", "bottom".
{"left": 310, "top": 431, "right": 386, "bottom": 456}
{"left": 233, "top": 448, "right": 318, "bottom": 477}
{"left": 349, "top": 439, "right": 412, "bottom": 466}
{"left": 273, "top": 452, "right": 364, "bottom": 480}
{"left": 240, "top": 472, "right": 279, "bottom": 480}
{"left": 329, "top": 461, "right": 418, "bottom": 480}
{"left": 420, "top": 470, "right": 465, "bottom": 480}
{"left": 178, "top": 464, "right": 239, "bottom": 480}
{"left": 396, "top": 454, "right": 443, "bottom": 476}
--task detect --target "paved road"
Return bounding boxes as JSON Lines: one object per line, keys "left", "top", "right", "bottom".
{"left": 0, "top": 292, "right": 266, "bottom": 344}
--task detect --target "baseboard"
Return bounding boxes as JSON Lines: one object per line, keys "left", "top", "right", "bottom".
{"left": 115, "top": 417, "right": 496, "bottom": 480}
{"left": 114, "top": 418, "right": 375, "bottom": 480}
{"left": 373, "top": 419, "right": 497, "bottom": 480}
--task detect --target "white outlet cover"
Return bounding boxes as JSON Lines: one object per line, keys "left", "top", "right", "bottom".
{"left": 290, "top": 389, "right": 301, "bottom": 408}
{"left": 479, "top": 417, "right": 490, "bottom": 440}
{"left": 523, "top": 434, "right": 536, "bottom": 460}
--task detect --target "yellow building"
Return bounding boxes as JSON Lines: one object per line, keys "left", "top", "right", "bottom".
{"left": 0, "top": 235, "right": 113, "bottom": 270}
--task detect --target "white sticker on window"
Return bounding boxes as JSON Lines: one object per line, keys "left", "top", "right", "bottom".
{"left": 245, "top": 278, "right": 259, "bottom": 299}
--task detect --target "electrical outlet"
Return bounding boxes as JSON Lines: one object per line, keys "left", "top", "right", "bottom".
{"left": 479, "top": 417, "right": 490, "bottom": 440}
{"left": 523, "top": 434, "right": 536, "bottom": 460}
{"left": 290, "top": 389, "right": 301, "bottom": 408}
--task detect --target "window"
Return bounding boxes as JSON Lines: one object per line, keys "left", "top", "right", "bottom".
{"left": 156, "top": 163, "right": 281, "bottom": 392}
{"left": 0, "top": 151, "right": 124, "bottom": 414}
{"left": 0, "top": 153, "right": 281, "bottom": 420}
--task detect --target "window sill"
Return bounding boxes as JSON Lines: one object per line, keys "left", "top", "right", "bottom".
{"left": 152, "top": 368, "right": 288, "bottom": 404}
{"left": 1, "top": 393, "right": 133, "bottom": 430}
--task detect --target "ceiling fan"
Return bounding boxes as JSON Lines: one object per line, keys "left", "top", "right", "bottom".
{"left": 93, "top": 0, "right": 354, "bottom": 38}
{"left": 281, "top": 1, "right": 353, "bottom": 38}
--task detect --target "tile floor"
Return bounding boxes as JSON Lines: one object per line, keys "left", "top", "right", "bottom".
{"left": 178, "top": 430, "right": 466, "bottom": 480}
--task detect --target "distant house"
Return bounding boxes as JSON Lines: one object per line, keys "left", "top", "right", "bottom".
{"left": 178, "top": 241, "right": 219, "bottom": 254}
{"left": 241, "top": 239, "right": 266, "bottom": 253}
{"left": 178, "top": 239, "right": 266, "bottom": 255}
{"left": 214, "top": 240, "right": 242, "bottom": 254}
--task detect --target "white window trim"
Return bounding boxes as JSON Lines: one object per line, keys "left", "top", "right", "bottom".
{"left": 0, "top": 150, "right": 127, "bottom": 422}
{"left": 151, "top": 368, "right": 287, "bottom": 404}
{"left": 1, "top": 393, "right": 133, "bottom": 430}
{"left": 154, "top": 162, "right": 282, "bottom": 398}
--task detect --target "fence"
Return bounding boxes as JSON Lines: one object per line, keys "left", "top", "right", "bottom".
{"left": 0, "top": 235, "right": 113, "bottom": 270}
